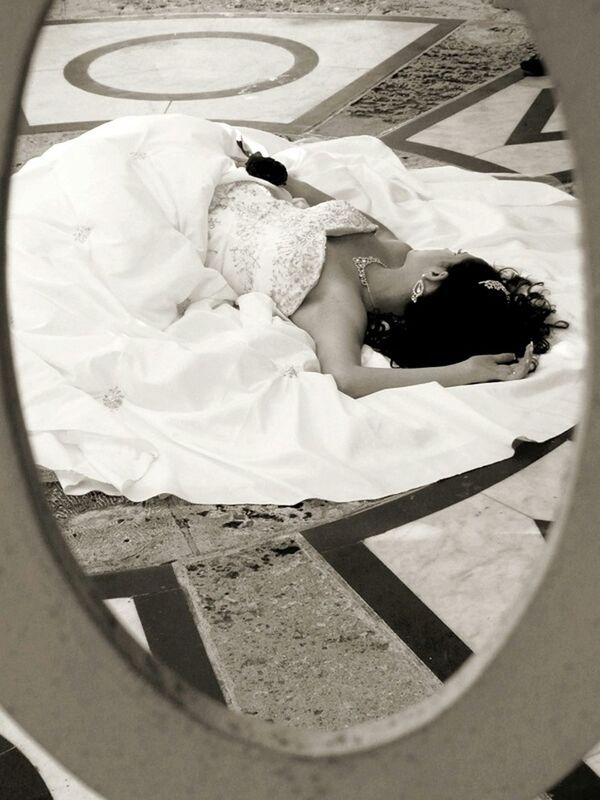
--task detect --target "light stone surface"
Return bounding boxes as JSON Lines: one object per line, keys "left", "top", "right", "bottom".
{"left": 104, "top": 597, "right": 150, "bottom": 651}
{"left": 42, "top": 477, "right": 392, "bottom": 572}
{"left": 365, "top": 492, "right": 546, "bottom": 652}
{"left": 63, "top": 503, "right": 194, "bottom": 573}
{"left": 88, "top": 38, "right": 294, "bottom": 94}
{"left": 482, "top": 441, "right": 575, "bottom": 522}
{"left": 0, "top": 707, "right": 103, "bottom": 800}
{"left": 480, "top": 139, "right": 574, "bottom": 176}
{"left": 165, "top": 494, "right": 388, "bottom": 558}
{"left": 178, "top": 534, "right": 441, "bottom": 729}
{"left": 23, "top": 16, "right": 435, "bottom": 127}
{"left": 408, "top": 81, "right": 546, "bottom": 156}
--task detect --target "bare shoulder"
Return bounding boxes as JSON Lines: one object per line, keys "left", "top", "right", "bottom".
{"left": 291, "top": 288, "right": 366, "bottom": 376}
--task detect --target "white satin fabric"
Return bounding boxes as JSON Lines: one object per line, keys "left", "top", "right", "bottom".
{"left": 7, "top": 115, "right": 584, "bottom": 503}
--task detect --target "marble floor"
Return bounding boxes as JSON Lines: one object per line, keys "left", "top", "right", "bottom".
{"left": 4, "top": 2, "right": 596, "bottom": 800}
{"left": 21, "top": 13, "right": 461, "bottom": 134}
{"left": 382, "top": 71, "right": 573, "bottom": 180}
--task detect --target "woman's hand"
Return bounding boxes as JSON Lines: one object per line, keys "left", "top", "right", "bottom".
{"left": 464, "top": 343, "right": 537, "bottom": 385}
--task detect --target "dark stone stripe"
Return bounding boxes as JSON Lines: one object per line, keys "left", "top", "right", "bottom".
{"left": 134, "top": 589, "right": 226, "bottom": 704}
{"left": 505, "top": 86, "right": 564, "bottom": 146}
{"left": 292, "top": 20, "right": 464, "bottom": 131}
{"left": 63, "top": 33, "right": 319, "bottom": 103}
{"left": 546, "top": 762, "right": 600, "bottom": 799}
{"left": 303, "top": 428, "right": 574, "bottom": 554}
{"left": 321, "top": 541, "right": 471, "bottom": 681}
{"left": 0, "top": 744, "right": 52, "bottom": 800}
{"left": 382, "top": 67, "right": 571, "bottom": 181}
{"left": 319, "top": 538, "right": 598, "bottom": 795}
{"left": 390, "top": 140, "right": 517, "bottom": 174}
{"left": 382, "top": 67, "right": 524, "bottom": 145}
{"left": 92, "top": 563, "right": 179, "bottom": 598}
{"left": 92, "top": 564, "right": 226, "bottom": 705}
{"left": 534, "top": 519, "right": 552, "bottom": 539}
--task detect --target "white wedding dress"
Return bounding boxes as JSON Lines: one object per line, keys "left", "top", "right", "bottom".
{"left": 7, "top": 115, "right": 584, "bottom": 503}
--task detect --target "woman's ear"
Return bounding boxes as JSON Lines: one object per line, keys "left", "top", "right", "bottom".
{"left": 425, "top": 268, "right": 449, "bottom": 283}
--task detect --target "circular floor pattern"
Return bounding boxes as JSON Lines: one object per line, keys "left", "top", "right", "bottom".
{"left": 63, "top": 32, "right": 320, "bottom": 102}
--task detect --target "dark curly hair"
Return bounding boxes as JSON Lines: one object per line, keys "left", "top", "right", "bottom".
{"left": 364, "top": 256, "right": 568, "bottom": 368}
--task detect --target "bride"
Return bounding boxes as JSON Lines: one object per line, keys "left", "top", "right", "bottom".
{"left": 206, "top": 155, "right": 565, "bottom": 398}
{"left": 9, "top": 115, "right": 579, "bottom": 503}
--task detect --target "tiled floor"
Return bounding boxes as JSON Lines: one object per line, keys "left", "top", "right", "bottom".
{"left": 22, "top": 13, "right": 460, "bottom": 133}
{"left": 382, "top": 70, "right": 572, "bottom": 180}
{"left": 6, "top": 3, "right": 595, "bottom": 800}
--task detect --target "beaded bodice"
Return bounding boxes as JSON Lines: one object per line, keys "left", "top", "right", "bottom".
{"left": 205, "top": 181, "right": 377, "bottom": 316}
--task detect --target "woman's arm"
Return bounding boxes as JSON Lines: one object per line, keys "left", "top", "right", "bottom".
{"left": 336, "top": 362, "right": 469, "bottom": 397}
{"left": 284, "top": 176, "right": 335, "bottom": 206}
{"left": 295, "top": 300, "right": 534, "bottom": 398}
{"left": 334, "top": 351, "right": 534, "bottom": 398}
{"left": 284, "top": 177, "right": 398, "bottom": 238}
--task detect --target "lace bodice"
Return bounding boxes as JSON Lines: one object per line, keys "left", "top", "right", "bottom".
{"left": 205, "top": 180, "right": 377, "bottom": 316}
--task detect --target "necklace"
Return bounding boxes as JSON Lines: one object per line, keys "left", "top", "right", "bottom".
{"left": 353, "top": 256, "right": 389, "bottom": 312}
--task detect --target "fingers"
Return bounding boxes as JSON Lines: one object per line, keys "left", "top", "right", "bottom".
{"left": 502, "top": 342, "right": 535, "bottom": 381}
{"left": 494, "top": 352, "right": 517, "bottom": 364}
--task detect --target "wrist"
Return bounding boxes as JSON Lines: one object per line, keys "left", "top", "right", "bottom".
{"left": 442, "top": 359, "right": 472, "bottom": 387}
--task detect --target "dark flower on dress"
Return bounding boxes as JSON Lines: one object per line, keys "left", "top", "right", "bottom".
{"left": 245, "top": 152, "right": 288, "bottom": 186}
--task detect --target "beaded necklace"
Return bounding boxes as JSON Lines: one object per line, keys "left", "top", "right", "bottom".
{"left": 352, "top": 256, "right": 390, "bottom": 313}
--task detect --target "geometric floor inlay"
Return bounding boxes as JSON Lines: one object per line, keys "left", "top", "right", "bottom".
{"left": 21, "top": 14, "right": 462, "bottom": 134}
{"left": 383, "top": 68, "right": 574, "bottom": 181}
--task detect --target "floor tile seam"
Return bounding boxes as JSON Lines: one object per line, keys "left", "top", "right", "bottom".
{"left": 102, "top": 583, "right": 185, "bottom": 601}
{"left": 51, "top": 12, "right": 468, "bottom": 25}
{"left": 167, "top": 508, "right": 201, "bottom": 555}
{"left": 177, "top": 528, "right": 310, "bottom": 564}
{"left": 478, "top": 489, "right": 554, "bottom": 526}
{"left": 171, "top": 560, "right": 242, "bottom": 711}
{"left": 477, "top": 139, "right": 570, "bottom": 161}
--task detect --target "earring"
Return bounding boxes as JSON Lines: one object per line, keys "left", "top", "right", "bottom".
{"left": 411, "top": 278, "right": 425, "bottom": 303}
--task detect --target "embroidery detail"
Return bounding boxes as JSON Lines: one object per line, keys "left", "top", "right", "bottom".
{"left": 102, "top": 386, "right": 125, "bottom": 411}
{"left": 282, "top": 365, "right": 298, "bottom": 378}
{"left": 130, "top": 150, "right": 148, "bottom": 160}
{"left": 73, "top": 225, "right": 91, "bottom": 244}
{"left": 205, "top": 183, "right": 377, "bottom": 317}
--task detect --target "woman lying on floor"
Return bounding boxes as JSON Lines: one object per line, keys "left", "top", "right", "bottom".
{"left": 206, "top": 152, "right": 566, "bottom": 398}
